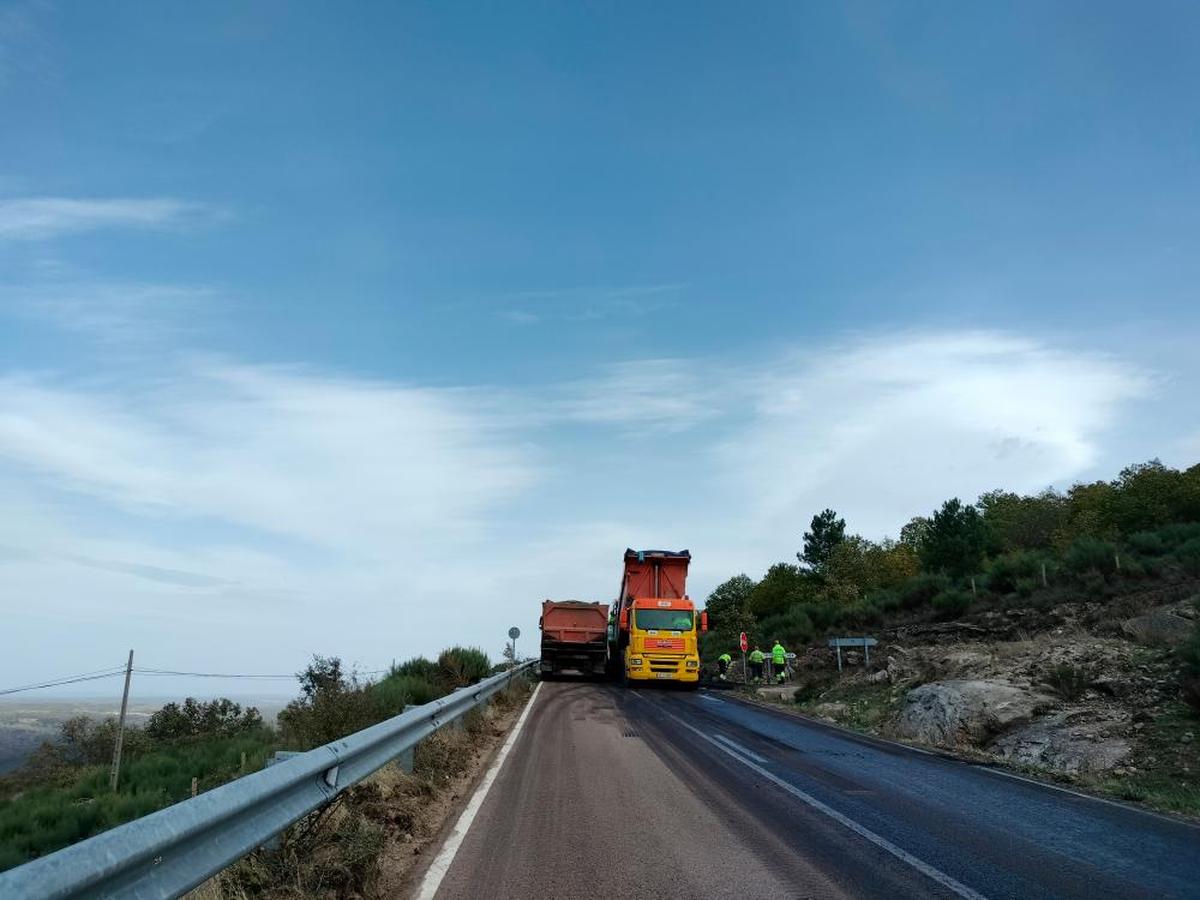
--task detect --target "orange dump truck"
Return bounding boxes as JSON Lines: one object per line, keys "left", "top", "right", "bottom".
{"left": 608, "top": 548, "right": 706, "bottom": 686}
{"left": 539, "top": 600, "right": 611, "bottom": 677}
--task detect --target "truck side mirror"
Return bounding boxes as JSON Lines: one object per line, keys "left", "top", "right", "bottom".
{"left": 538, "top": 616, "right": 543, "bottom": 629}
{"left": 619, "top": 609, "right": 629, "bottom": 629}
{"left": 700, "top": 610, "right": 708, "bottom": 633}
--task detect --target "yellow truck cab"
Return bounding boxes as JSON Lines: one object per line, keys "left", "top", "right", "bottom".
{"left": 609, "top": 549, "right": 707, "bottom": 687}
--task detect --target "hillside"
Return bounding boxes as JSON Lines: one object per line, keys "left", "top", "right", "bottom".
{"left": 701, "top": 459, "right": 1200, "bottom": 815}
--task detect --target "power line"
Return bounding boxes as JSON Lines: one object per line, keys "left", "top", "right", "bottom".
{"left": 133, "top": 668, "right": 296, "bottom": 680}
{"left": 0, "top": 669, "right": 127, "bottom": 697}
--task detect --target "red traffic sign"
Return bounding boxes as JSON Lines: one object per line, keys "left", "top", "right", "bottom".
{"left": 739, "top": 632, "right": 748, "bottom": 652}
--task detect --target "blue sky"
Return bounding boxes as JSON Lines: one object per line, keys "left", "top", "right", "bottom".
{"left": 1, "top": 2, "right": 1198, "bottom": 696}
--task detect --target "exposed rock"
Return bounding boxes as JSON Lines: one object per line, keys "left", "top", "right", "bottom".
{"left": 868, "top": 669, "right": 891, "bottom": 684}
{"left": 990, "top": 709, "right": 1131, "bottom": 774}
{"left": 895, "top": 680, "right": 1053, "bottom": 747}
{"left": 1121, "top": 608, "right": 1194, "bottom": 648}
{"left": 813, "top": 702, "right": 848, "bottom": 719}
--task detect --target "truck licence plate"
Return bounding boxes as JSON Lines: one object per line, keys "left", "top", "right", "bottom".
{"left": 655, "top": 672, "right": 673, "bottom": 679}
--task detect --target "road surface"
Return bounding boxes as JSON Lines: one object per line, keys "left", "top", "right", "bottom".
{"left": 419, "top": 680, "right": 1200, "bottom": 899}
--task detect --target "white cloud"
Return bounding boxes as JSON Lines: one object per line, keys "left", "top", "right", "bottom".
{"left": 0, "top": 328, "right": 1166, "bottom": 693}
{"left": 0, "top": 197, "right": 209, "bottom": 240}
{"left": 718, "top": 331, "right": 1151, "bottom": 542}
{"left": 557, "top": 358, "right": 720, "bottom": 432}
{"left": 0, "top": 362, "right": 537, "bottom": 555}
{"left": 2, "top": 280, "right": 218, "bottom": 342}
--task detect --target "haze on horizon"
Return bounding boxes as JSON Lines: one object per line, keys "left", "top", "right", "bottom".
{"left": 2, "top": 2, "right": 1198, "bottom": 699}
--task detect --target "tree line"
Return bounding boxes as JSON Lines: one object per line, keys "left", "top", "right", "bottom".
{"left": 702, "top": 459, "right": 1200, "bottom": 670}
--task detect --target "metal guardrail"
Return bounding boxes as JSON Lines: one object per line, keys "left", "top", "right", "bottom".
{"left": 0, "top": 661, "right": 537, "bottom": 900}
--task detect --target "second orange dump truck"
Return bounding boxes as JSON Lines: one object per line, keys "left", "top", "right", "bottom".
{"left": 538, "top": 600, "right": 610, "bottom": 678}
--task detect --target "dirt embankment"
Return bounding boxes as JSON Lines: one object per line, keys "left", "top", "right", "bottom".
{"left": 190, "top": 682, "right": 532, "bottom": 900}
{"left": 779, "top": 583, "right": 1200, "bottom": 817}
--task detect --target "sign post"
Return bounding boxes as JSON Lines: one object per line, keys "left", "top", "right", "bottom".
{"left": 507, "top": 626, "right": 521, "bottom": 672}
{"left": 739, "top": 631, "right": 748, "bottom": 685}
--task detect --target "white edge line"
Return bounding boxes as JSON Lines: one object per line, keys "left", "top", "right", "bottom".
{"left": 711, "top": 732, "right": 769, "bottom": 764}
{"left": 654, "top": 700, "right": 990, "bottom": 900}
{"left": 414, "top": 681, "right": 544, "bottom": 900}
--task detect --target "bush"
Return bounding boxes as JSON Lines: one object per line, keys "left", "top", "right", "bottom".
{"left": 1128, "top": 531, "right": 1167, "bottom": 557}
{"left": 145, "top": 698, "right": 263, "bottom": 743}
{"left": 1064, "top": 536, "right": 1117, "bottom": 576}
{"left": 1041, "top": 663, "right": 1093, "bottom": 700}
{"left": 864, "top": 588, "right": 900, "bottom": 614}
{"left": 372, "top": 674, "right": 443, "bottom": 715}
{"left": 389, "top": 656, "right": 439, "bottom": 681}
{"left": 931, "top": 589, "right": 972, "bottom": 620}
{"left": 756, "top": 606, "right": 815, "bottom": 649}
{"left": 437, "top": 647, "right": 492, "bottom": 687}
{"left": 984, "top": 550, "right": 1051, "bottom": 595}
{"left": 895, "top": 573, "right": 950, "bottom": 610}
{"left": 1173, "top": 538, "right": 1200, "bottom": 575}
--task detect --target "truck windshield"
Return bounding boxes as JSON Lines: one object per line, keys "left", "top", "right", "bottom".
{"left": 635, "top": 609, "right": 693, "bottom": 632}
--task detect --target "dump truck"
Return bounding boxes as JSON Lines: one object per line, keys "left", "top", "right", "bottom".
{"left": 539, "top": 600, "right": 610, "bottom": 677}
{"left": 608, "top": 548, "right": 706, "bottom": 687}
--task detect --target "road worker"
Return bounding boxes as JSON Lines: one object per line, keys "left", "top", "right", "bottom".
{"left": 772, "top": 639, "right": 787, "bottom": 684}
{"left": 717, "top": 651, "right": 732, "bottom": 681}
{"left": 748, "top": 645, "right": 765, "bottom": 683}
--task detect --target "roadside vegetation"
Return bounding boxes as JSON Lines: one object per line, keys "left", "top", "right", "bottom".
{"left": 702, "top": 459, "right": 1200, "bottom": 817}
{"left": 702, "top": 459, "right": 1200, "bottom": 675}
{"left": 0, "top": 646, "right": 496, "bottom": 873}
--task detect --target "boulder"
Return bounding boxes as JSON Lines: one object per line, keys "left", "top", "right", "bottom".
{"left": 990, "top": 709, "right": 1131, "bottom": 774}
{"left": 1121, "top": 608, "right": 1194, "bottom": 648}
{"left": 895, "top": 680, "right": 1052, "bottom": 748}
{"left": 813, "top": 702, "right": 848, "bottom": 720}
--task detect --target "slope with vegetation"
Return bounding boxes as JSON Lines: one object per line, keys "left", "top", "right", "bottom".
{"left": 703, "top": 459, "right": 1200, "bottom": 815}
{"left": 0, "top": 645, "right": 499, "bottom": 874}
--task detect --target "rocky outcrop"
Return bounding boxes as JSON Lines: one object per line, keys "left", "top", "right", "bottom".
{"left": 1121, "top": 607, "right": 1194, "bottom": 648}
{"left": 990, "top": 708, "right": 1131, "bottom": 774}
{"left": 895, "top": 680, "right": 1052, "bottom": 747}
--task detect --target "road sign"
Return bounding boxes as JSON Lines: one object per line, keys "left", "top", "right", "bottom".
{"left": 739, "top": 632, "right": 748, "bottom": 652}
{"left": 508, "top": 626, "right": 520, "bottom": 640}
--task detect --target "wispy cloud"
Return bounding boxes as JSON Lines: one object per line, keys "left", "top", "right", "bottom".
{"left": 557, "top": 358, "right": 721, "bottom": 432}
{"left": 493, "top": 283, "right": 683, "bottom": 324}
{"left": 0, "top": 197, "right": 213, "bottom": 240}
{"left": 1, "top": 278, "right": 219, "bottom": 343}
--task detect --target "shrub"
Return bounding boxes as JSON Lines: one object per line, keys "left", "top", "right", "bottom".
{"left": 1041, "top": 663, "right": 1093, "bottom": 701}
{"left": 864, "top": 588, "right": 900, "bottom": 614}
{"left": 1127, "top": 531, "right": 1167, "bottom": 557}
{"left": 1064, "top": 536, "right": 1117, "bottom": 575}
{"left": 757, "top": 606, "right": 815, "bottom": 648}
{"left": 389, "top": 656, "right": 439, "bottom": 681}
{"left": 437, "top": 647, "right": 492, "bottom": 687}
{"left": 895, "top": 573, "right": 950, "bottom": 610}
{"left": 931, "top": 589, "right": 971, "bottom": 620}
{"left": 1183, "top": 677, "right": 1200, "bottom": 716}
{"left": 145, "top": 698, "right": 263, "bottom": 743}
{"left": 1173, "top": 538, "right": 1200, "bottom": 575}
{"left": 984, "top": 550, "right": 1051, "bottom": 595}
{"left": 372, "top": 674, "right": 443, "bottom": 715}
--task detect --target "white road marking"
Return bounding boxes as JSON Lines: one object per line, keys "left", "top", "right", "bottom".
{"left": 415, "top": 681, "right": 544, "bottom": 900}
{"left": 711, "top": 732, "right": 769, "bottom": 764}
{"left": 651, "top": 699, "right": 990, "bottom": 900}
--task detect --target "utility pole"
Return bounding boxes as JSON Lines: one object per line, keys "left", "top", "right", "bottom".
{"left": 110, "top": 649, "right": 134, "bottom": 792}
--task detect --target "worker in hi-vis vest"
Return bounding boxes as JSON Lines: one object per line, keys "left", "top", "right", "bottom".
{"left": 771, "top": 639, "right": 787, "bottom": 684}
{"left": 748, "top": 646, "right": 765, "bottom": 683}
{"left": 717, "top": 652, "right": 732, "bottom": 681}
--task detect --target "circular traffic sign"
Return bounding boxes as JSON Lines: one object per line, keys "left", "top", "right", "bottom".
{"left": 508, "top": 626, "right": 521, "bottom": 640}
{"left": 739, "top": 631, "right": 748, "bottom": 652}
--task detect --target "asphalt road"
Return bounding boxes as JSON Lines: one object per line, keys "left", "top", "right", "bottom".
{"left": 422, "top": 680, "right": 1200, "bottom": 900}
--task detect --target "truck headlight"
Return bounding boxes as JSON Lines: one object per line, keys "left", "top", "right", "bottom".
{"left": 686, "top": 660, "right": 699, "bottom": 669}
{"left": 630, "top": 658, "right": 643, "bottom": 666}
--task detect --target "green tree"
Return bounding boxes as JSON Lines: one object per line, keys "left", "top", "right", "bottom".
{"left": 145, "top": 698, "right": 263, "bottom": 742}
{"left": 800, "top": 509, "right": 846, "bottom": 573}
{"left": 978, "top": 488, "right": 1065, "bottom": 553}
{"left": 748, "top": 563, "right": 818, "bottom": 619}
{"left": 920, "top": 498, "right": 987, "bottom": 577}
{"left": 705, "top": 574, "right": 756, "bottom": 635}
{"left": 900, "top": 516, "right": 932, "bottom": 550}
